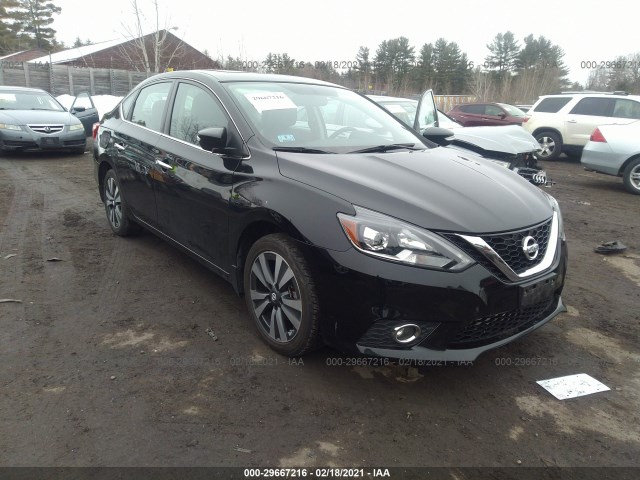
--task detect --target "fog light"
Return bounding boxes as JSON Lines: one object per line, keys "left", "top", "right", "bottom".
{"left": 393, "top": 324, "right": 422, "bottom": 344}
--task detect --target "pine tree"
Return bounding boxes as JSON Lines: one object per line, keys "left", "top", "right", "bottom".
{"left": 485, "top": 32, "right": 520, "bottom": 72}
{"left": 16, "top": 0, "right": 61, "bottom": 50}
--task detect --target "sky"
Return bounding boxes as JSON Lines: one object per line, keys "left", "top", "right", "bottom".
{"left": 50, "top": 0, "right": 637, "bottom": 86}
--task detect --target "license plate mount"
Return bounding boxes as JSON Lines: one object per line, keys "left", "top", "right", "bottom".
{"left": 520, "top": 275, "right": 556, "bottom": 308}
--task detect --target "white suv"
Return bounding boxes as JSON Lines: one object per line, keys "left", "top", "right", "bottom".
{"left": 523, "top": 92, "right": 640, "bottom": 160}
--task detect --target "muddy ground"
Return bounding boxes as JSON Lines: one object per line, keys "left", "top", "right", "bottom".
{"left": 0, "top": 146, "right": 639, "bottom": 474}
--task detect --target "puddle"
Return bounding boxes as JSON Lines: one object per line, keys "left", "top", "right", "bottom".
{"left": 279, "top": 441, "right": 340, "bottom": 467}
{"left": 516, "top": 395, "right": 639, "bottom": 444}
{"left": 602, "top": 255, "right": 640, "bottom": 287}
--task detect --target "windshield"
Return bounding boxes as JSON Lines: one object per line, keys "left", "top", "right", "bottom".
{"left": 0, "top": 91, "right": 65, "bottom": 111}
{"left": 499, "top": 103, "right": 526, "bottom": 117}
{"left": 225, "top": 82, "right": 422, "bottom": 153}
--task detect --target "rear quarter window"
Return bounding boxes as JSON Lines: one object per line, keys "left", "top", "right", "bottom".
{"left": 532, "top": 97, "right": 572, "bottom": 113}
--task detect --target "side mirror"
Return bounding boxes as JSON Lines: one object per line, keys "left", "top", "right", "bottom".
{"left": 198, "top": 127, "right": 245, "bottom": 157}
{"left": 499, "top": 112, "right": 506, "bottom": 119}
{"left": 422, "top": 127, "right": 454, "bottom": 146}
{"left": 198, "top": 127, "right": 227, "bottom": 152}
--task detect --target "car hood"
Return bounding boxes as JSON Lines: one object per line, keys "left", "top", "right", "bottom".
{"left": 277, "top": 147, "right": 552, "bottom": 233}
{"left": 450, "top": 125, "right": 540, "bottom": 155}
{"left": 0, "top": 109, "right": 80, "bottom": 125}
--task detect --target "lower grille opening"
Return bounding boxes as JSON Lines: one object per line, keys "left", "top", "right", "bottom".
{"left": 448, "top": 299, "right": 556, "bottom": 349}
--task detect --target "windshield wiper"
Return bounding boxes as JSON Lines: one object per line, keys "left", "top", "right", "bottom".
{"left": 273, "top": 146, "right": 334, "bottom": 154}
{"left": 349, "top": 143, "right": 423, "bottom": 154}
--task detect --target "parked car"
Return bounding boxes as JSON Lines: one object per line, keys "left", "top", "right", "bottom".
{"left": 370, "top": 93, "right": 548, "bottom": 186}
{"left": 447, "top": 103, "right": 527, "bottom": 127}
{"left": 523, "top": 91, "right": 640, "bottom": 160}
{"left": 516, "top": 105, "right": 532, "bottom": 113}
{"left": 581, "top": 121, "right": 640, "bottom": 194}
{"left": 93, "top": 70, "right": 567, "bottom": 361}
{"left": 0, "top": 86, "right": 88, "bottom": 154}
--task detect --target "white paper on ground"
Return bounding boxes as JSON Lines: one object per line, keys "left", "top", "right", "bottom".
{"left": 537, "top": 373, "right": 610, "bottom": 400}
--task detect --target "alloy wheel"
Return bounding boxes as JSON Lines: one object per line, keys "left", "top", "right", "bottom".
{"left": 629, "top": 164, "right": 640, "bottom": 191}
{"left": 249, "top": 251, "right": 303, "bottom": 343}
{"left": 105, "top": 177, "right": 122, "bottom": 229}
{"left": 538, "top": 136, "right": 555, "bottom": 158}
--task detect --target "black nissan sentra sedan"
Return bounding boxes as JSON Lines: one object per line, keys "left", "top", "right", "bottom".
{"left": 93, "top": 71, "right": 568, "bottom": 361}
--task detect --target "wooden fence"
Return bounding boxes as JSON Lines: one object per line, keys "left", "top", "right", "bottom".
{"left": 0, "top": 61, "right": 151, "bottom": 96}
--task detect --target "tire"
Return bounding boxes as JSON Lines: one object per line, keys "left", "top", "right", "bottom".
{"left": 244, "top": 233, "right": 322, "bottom": 356}
{"left": 535, "top": 131, "right": 562, "bottom": 160}
{"left": 623, "top": 158, "right": 640, "bottom": 195}
{"left": 103, "top": 169, "right": 139, "bottom": 236}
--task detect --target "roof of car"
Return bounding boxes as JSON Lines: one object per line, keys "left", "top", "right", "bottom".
{"left": 150, "top": 70, "right": 343, "bottom": 87}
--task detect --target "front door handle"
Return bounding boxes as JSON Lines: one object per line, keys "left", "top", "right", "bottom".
{"left": 567, "top": 119, "right": 577, "bottom": 123}
{"left": 155, "top": 159, "right": 173, "bottom": 170}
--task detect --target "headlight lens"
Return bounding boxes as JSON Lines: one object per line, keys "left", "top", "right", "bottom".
{"left": 337, "top": 206, "right": 474, "bottom": 271}
{"left": 69, "top": 123, "right": 84, "bottom": 131}
{"left": 489, "top": 159, "right": 511, "bottom": 168}
{"left": 0, "top": 123, "right": 21, "bottom": 131}
{"left": 542, "top": 192, "right": 565, "bottom": 241}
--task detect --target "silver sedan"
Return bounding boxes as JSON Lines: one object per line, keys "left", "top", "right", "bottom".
{"left": 581, "top": 121, "right": 640, "bottom": 195}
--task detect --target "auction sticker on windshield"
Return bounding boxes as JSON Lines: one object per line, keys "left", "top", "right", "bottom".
{"left": 244, "top": 92, "right": 297, "bottom": 112}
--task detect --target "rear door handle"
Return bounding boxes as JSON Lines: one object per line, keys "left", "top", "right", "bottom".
{"left": 155, "top": 159, "right": 173, "bottom": 170}
{"left": 567, "top": 119, "right": 577, "bottom": 123}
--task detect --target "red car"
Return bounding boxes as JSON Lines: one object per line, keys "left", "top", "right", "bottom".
{"left": 447, "top": 103, "right": 527, "bottom": 127}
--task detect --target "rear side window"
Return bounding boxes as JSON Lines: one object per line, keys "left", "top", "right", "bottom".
{"left": 612, "top": 99, "right": 640, "bottom": 119}
{"left": 569, "top": 98, "right": 613, "bottom": 116}
{"left": 460, "top": 104, "right": 484, "bottom": 114}
{"left": 532, "top": 97, "right": 572, "bottom": 113}
{"left": 130, "top": 82, "right": 172, "bottom": 132}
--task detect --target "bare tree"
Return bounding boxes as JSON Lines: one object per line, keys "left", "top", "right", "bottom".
{"left": 119, "top": 0, "right": 185, "bottom": 73}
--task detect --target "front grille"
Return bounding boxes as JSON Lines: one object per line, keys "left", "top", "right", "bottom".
{"left": 28, "top": 124, "right": 64, "bottom": 134}
{"left": 445, "top": 217, "right": 553, "bottom": 281}
{"left": 448, "top": 299, "right": 555, "bottom": 348}
{"left": 484, "top": 219, "right": 552, "bottom": 274}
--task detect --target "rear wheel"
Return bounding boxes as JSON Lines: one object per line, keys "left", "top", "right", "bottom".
{"left": 623, "top": 158, "right": 640, "bottom": 195}
{"left": 244, "top": 234, "right": 321, "bottom": 356}
{"left": 535, "top": 131, "right": 562, "bottom": 160}
{"left": 103, "top": 169, "right": 139, "bottom": 235}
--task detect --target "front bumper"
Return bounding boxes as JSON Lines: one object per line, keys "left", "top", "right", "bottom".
{"left": 0, "top": 127, "right": 86, "bottom": 152}
{"left": 308, "top": 238, "right": 567, "bottom": 362}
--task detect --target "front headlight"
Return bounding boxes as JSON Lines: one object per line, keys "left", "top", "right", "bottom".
{"left": 0, "top": 123, "right": 21, "bottom": 131}
{"left": 542, "top": 192, "right": 565, "bottom": 241}
{"left": 69, "top": 124, "right": 84, "bottom": 131}
{"left": 337, "top": 206, "right": 474, "bottom": 271}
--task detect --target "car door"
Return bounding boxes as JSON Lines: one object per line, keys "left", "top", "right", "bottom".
{"left": 152, "top": 81, "right": 239, "bottom": 270}
{"left": 565, "top": 97, "right": 614, "bottom": 146}
{"left": 413, "top": 89, "right": 438, "bottom": 131}
{"left": 70, "top": 92, "right": 99, "bottom": 136}
{"left": 111, "top": 81, "right": 173, "bottom": 227}
{"left": 458, "top": 104, "right": 485, "bottom": 126}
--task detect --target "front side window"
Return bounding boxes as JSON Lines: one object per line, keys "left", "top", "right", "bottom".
{"left": 130, "top": 82, "right": 172, "bottom": 132}
{"left": 499, "top": 104, "right": 526, "bottom": 117}
{"left": 225, "top": 82, "right": 420, "bottom": 153}
{"left": 485, "top": 105, "right": 504, "bottom": 116}
{"left": 569, "top": 97, "right": 613, "bottom": 116}
{"left": 169, "top": 83, "right": 229, "bottom": 145}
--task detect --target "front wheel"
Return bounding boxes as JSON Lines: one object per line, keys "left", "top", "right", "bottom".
{"left": 623, "top": 158, "right": 640, "bottom": 195}
{"left": 244, "top": 234, "right": 322, "bottom": 356}
{"left": 535, "top": 131, "right": 562, "bottom": 160}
